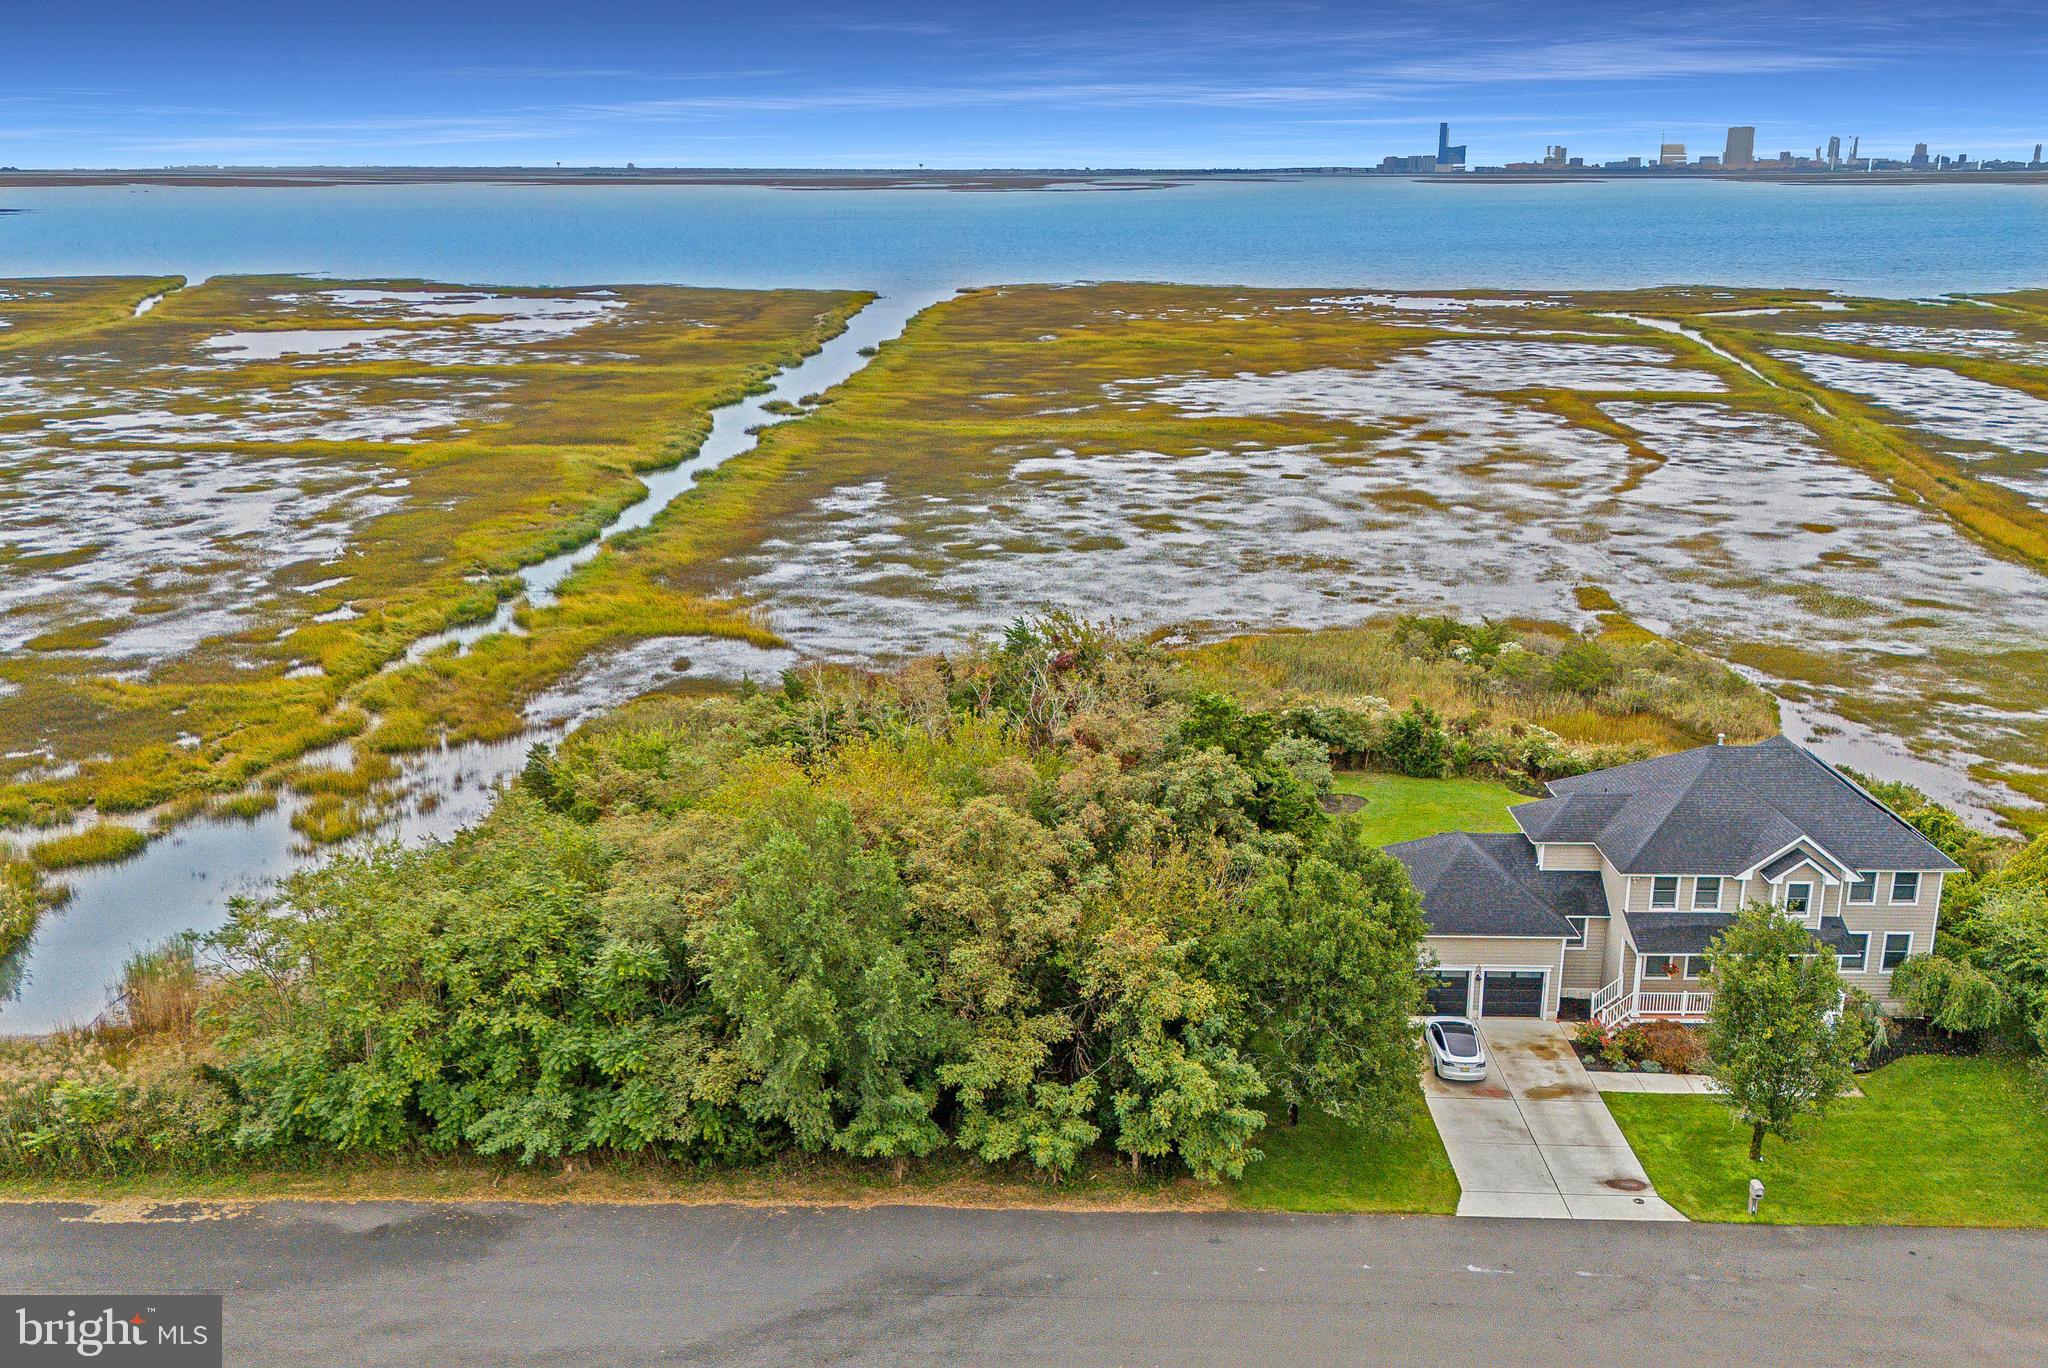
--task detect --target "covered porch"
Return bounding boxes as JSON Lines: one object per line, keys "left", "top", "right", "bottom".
{"left": 1591, "top": 908, "right": 1866, "bottom": 1027}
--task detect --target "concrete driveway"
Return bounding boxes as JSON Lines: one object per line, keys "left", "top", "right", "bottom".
{"left": 1424, "top": 1018, "right": 1685, "bottom": 1221}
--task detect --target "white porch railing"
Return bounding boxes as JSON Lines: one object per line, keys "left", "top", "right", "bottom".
{"left": 1591, "top": 977, "right": 1713, "bottom": 1027}
{"left": 1634, "top": 989, "right": 1714, "bottom": 1019}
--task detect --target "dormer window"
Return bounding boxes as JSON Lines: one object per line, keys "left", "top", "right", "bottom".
{"left": 1650, "top": 876, "right": 1678, "bottom": 909}
{"left": 1783, "top": 881, "right": 1813, "bottom": 917}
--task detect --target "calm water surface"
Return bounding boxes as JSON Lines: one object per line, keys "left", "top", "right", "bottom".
{"left": 2, "top": 178, "right": 2044, "bottom": 294}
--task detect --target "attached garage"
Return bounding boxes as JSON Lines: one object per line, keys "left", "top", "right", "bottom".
{"left": 1423, "top": 969, "right": 1472, "bottom": 1016}
{"left": 1388, "top": 831, "right": 1597, "bottom": 1023}
{"left": 1476, "top": 969, "right": 1546, "bottom": 1018}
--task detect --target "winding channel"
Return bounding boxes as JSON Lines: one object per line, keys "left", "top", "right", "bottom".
{"left": 0, "top": 289, "right": 944, "bottom": 1034}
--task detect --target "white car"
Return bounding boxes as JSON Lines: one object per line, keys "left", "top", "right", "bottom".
{"left": 1425, "top": 1015, "right": 1488, "bottom": 1082}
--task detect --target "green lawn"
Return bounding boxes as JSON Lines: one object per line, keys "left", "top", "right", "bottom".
{"left": 1235, "top": 1090, "right": 1460, "bottom": 1214}
{"left": 1606, "top": 1055, "right": 2048, "bottom": 1226}
{"left": 1333, "top": 771, "right": 1530, "bottom": 847}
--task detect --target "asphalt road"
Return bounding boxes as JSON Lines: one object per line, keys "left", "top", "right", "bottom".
{"left": 4, "top": 1201, "right": 2044, "bottom": 1365}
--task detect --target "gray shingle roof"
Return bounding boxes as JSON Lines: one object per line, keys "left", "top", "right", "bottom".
{"left": 1630, "top": 913, "right": 1735, "bottom": 956}
{"left": 1514, "top": 735, "right": 1959, "bottom": 875}
{"left": 1629, "top": 912, "right": 1864, "bottom": 958}
{"left": 1385, "top": 832, "right": 1598, "bottom": 940}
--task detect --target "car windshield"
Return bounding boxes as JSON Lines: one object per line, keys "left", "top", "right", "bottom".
{"left": 1438, "top": 1024, "right": 1479, "bottom": 1056}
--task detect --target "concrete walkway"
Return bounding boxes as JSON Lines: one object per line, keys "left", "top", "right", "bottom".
{"left": 1424, "top": 1019, "right": 1685, "bottom": 1221}
{"left": 1590, "top": 1070, "right": 1724, "bottom": 1094}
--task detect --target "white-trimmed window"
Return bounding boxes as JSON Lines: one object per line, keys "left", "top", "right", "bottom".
{"left": 1838, "top": 933, "right": 1869, "bottom": 973}
{"left": 1693, "top": 876, "right": 1722, "bottom": 910}
{"left": 1641, "top": 954, "right": 1676, "bottom": 978}
{"left": 1848, "top": 871, "right": 1878, "bottom": 904}
{"left": 1650, "top": 876, "right": 1679, "bottom": 909}
{"left": 1783, "top": 881, "right": 1813, "bottom": 917}
{"left": 1881, "top": 931, "right": 1913, "bottom": 971}
{"left": 1564, "top": 916, "right": 1588, "bottom": 949}
{"left": 1890, "top": 872, "right": 1922, "bottom": 905}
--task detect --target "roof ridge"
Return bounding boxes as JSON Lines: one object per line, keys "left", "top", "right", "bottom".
{"left": 1785, "top": 737, "right": 1938, "bottom": 845}
{"left": 1601, "top": 750, "right": 1720, "bottom": 863}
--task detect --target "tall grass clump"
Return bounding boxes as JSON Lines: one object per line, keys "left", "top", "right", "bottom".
{"left": 28, "top": 823, "right": 149, "bottom": 872}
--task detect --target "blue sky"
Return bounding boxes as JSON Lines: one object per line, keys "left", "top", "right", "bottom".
{"left": 4, "top": 1, "right": 2043, "bottom": 168}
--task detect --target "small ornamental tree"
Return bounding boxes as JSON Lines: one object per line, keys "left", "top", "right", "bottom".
{"left": 1704, "top": 901, "right": 1876, "bottom": 1162}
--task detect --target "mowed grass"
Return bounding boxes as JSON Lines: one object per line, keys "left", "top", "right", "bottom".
{"left": 1606, "top": 1055, "right": 2048, "bottom": 1226}
{"left": 1333, "top": 771, "right": 1529, "bottom": 847}
{"left": 1236, "top": 1092, "right": 1459, "bottom": 1213}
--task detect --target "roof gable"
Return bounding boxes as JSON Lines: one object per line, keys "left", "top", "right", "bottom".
{"left": 1535, "top": 736, "right": 1959, "bottom": 875}
{"left": 1386, "top": 832, "right": 1591, "bottom": 939}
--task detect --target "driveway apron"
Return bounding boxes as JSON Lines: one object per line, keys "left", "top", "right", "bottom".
{"left": 1424, "top": 1019, "right": 1686, "bottom": 1221}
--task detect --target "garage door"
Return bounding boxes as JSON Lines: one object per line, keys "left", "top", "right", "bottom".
{"left": 1423, "top": 970, "right": 1471, "bottom": 1016}
{"left": 1480, "top": 971, "right": 1545, "bottom": 1018}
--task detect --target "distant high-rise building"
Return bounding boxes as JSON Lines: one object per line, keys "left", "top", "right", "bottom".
{"left": 1658, "top": 142, "right": 1687, "bottom": 166}
{"left": 1543, "top": 144, "right": 1569, "bottom": 167}
{"left": 1827, "top": 135, "right": 1841, "bottom": 169}
{"left": 1435, "top": 122, "right": 1467, "bottom": 167}
{"left": 1722, "top": 126, "right": 1756, "bottom": 167}
{"left": 1849, "top": 136, "right": 1859, "bottom": 164}
{"left": 2033, "top": 143, "right": 2043, "bottom": 169}
{"left": 1911, "top": 142, "right": 1930, "bottom": 169}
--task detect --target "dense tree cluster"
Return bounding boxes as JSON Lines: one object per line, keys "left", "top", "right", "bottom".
{"left": 1842, "top": 773, "right": 2048, "bottom": 1053}
{"left": 8, "top": 618, "right": 1436, "bottom": 1180}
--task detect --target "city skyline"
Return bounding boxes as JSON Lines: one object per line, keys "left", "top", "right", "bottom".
{"left": 3, "top": 0, "right": 2045, "bottom": 169}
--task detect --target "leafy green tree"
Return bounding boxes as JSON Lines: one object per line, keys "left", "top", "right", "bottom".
{"left": 1952, "top": 886, "right": 2048, "bottom": 1052}
{"left": 1228, "top": 817, "right": 1428, "bottom": 1129}
{"left": 1889, "top": 953, "right": 2006, "bottom": 1035}
{"left": 1178, "top": 692, "right": 1326, "bottom": 836}
{"left": 1079, "top": 855, "right": 1265, "bottom": 1181}
{"left": 1087, "top": 928, "right": 1265, "bottom": 1181}
{"left": 697, "top": 799, "right": 943, "bottom": 1170}
{"left": 209, "top": 797, "right": 682, "bottom": 1163}
{"left": 1704, "top": 902, "right": 1875, "bottom": 1162}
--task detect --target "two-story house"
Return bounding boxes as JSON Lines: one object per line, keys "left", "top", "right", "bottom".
{"left": 1386, "top": 735, "right": 1959, "bottom": 1026}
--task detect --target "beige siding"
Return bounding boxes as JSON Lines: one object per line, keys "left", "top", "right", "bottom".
{"left": 1560, "top": 917, "right": 1610, "bottom": 997}
{"left": 1424, "top": 935, "right": 1566, "bottom": 1018}
{"left": 1761, "top": 860, "right": 1833, "bottom": 925}
{"left": 1599, "top": 854, "right": 1632, "bottom": 986}
{"left": 1538, "top": 843, "right": 1601, "bottom": 871}
{"left": 1835, "top": 871, "right": 1943, "bottom": 1010}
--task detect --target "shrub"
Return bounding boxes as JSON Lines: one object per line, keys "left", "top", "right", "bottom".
{"left": 1610, "top": 1024, "right": 1652, "bottom": 1066}
{"left": 1639, "top": 1020, "right": 1706, "bottom": 1074}
{"left": 1381, "top": 702, "right": 1449, "bottom": 778}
